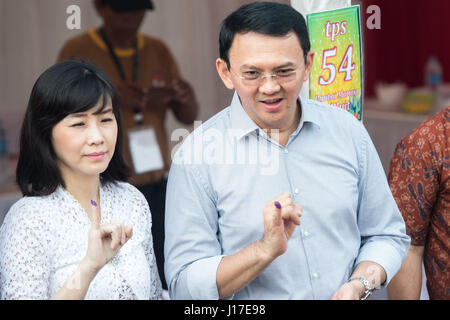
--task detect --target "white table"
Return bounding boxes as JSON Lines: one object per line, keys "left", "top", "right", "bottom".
{"left": 363, "top": 105, "right": 430, "bottom": 174}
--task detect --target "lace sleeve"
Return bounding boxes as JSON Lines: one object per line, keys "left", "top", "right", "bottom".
{"left": 0, "top": 200, "right": 52, "bottom": 300}
{"left": 139, "top": 195, "right": 163, "bottom": 300}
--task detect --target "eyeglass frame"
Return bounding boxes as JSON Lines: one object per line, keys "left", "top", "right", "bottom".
{"left": 228, "top": 62, "right": 304, "bottom": 86}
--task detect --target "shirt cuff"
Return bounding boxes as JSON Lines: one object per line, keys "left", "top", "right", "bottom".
{"left": 187, "top": 255, "right": 225, "bottom": 300}
{"left": 355, "top": 240, "right": 408, "bottom": 288}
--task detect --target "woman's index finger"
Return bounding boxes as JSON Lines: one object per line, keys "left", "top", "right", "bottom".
{"left": 90, "top": 200, "right": 101, "bottom": 227}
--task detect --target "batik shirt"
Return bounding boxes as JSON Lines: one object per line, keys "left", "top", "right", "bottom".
{"left": 389, "top": 107, "right": 450, "bottom": 300}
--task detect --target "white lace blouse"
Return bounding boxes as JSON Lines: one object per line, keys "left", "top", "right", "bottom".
{"left": 0, "top": 181, "right": 163, "bottom": 300}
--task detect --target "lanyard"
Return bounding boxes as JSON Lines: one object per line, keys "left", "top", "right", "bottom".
{"left": 98, "top": 28, "right": 143, "bottom": 124}
{"left": 98, "top": 27, "right": 139, "bottom": 83}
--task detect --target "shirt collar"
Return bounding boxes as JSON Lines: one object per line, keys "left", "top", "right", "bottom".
{"left": 229, "top": 91, "right": 260, "bottom": 139}
{"left": 230, "top": 92, "right": 321, "bottom": 140}
{"left": 297, "top": 96, "right": 322, "bottom": 130}
{"left": 88, "top": 28, "right": 145, "bottom": 58}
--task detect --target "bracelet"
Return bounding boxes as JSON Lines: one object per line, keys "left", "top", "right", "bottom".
{"left": 348, "top": 277, "right": 373, "bottom": 300}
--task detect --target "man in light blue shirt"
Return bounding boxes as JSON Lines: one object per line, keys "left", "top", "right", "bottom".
{"left": 164, "top": 1, "right": 410, "bottom": 300}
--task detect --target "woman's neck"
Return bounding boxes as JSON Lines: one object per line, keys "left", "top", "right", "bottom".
{"left": 64, "top": 174, "right": 101, "bottom": 221}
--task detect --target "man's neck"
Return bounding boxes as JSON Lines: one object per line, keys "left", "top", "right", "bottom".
{"left": 101, "top": 25, "right": 136, "bottom": 49}
{"left": 268, "top": 101, "right": 301, "bottom": 147}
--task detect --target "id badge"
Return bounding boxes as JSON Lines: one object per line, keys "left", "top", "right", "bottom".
{"left": 127, "top": 126, "right": 164, "bottom": 174}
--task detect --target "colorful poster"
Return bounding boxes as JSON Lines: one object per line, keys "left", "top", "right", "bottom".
{"left": 307, "top": 6, "right": 363, "bottom": 121}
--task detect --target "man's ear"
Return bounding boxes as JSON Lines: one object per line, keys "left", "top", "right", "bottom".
{"left": 303, "top": 50, "right": 315, "bottom": 82}
{"left": 216, "top": 58, "right": 235, "bottom": 90}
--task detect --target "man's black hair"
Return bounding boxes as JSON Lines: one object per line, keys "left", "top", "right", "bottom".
{"left": 219, "top": 1, "right": 310, "bottom": 68}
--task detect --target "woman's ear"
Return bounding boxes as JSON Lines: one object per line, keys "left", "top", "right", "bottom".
{"left": 216, "top": 58, "right": 235, "bottom": 90}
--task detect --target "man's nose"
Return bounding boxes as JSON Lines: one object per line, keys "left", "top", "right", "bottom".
{"left": 258, "top": 75, "right": 281, "bottom": 95}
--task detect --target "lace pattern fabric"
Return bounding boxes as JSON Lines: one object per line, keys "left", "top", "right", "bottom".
{"left": 0, "top": 181, "right": 163, "bottom": 300}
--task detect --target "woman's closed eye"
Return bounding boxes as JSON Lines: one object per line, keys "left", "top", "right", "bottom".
{"left": 70, "top": 117, "right": 113, "bottom": 127}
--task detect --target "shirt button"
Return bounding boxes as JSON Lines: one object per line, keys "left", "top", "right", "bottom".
{"left": 303, "top": 231, "right": 310, "bottom": 237}
{"left": 294, "top": 188, "right": 300, "bottom": 195}
{"left": 284, "top": 148, "right": 289, "bottom": 154}
{"left": 313, "top": 272, "right": 319, "bottom": 279}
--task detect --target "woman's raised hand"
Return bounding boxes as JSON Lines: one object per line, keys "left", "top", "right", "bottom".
{"left": 83, "top": 200, "right": 133, "bottom": 272}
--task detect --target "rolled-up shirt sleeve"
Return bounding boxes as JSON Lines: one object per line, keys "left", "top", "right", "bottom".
{"left": 354, "top": 126, "right": 411, "bottom": 286}
{"left": 164, "top": 150, "right": 223, "bottom": 299}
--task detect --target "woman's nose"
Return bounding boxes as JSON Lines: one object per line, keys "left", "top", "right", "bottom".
{"left": 86, "top": 124, "right": 104, "bottom": 145}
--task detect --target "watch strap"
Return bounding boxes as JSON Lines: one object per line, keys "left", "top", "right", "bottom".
{"left": 348, "top": 277, "right": 373, "bottom": 300}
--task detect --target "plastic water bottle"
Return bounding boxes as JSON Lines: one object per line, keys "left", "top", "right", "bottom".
{"left": 0, "top": 120, "right": 8, "bottom": 181}
{"left": 425, "top": 56, "right": 443, "bottom": 89}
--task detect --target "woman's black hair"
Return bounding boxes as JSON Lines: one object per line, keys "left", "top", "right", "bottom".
{"left": 17, "top": 60, "right": 130, "bottom": 196}
{"left": 219, "top": 1, "right": 311, "bottom": 68}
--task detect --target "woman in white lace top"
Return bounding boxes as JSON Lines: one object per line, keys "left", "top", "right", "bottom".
{"left": 0, "top": 60, "right": 163, "bottom": 299}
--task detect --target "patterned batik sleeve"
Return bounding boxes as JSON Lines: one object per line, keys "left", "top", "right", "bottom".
{"left": 388, "top": 130, "right": 439, "bottom": 246}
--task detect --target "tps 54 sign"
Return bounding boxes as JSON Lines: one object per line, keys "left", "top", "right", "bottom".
{"left": 307, "top": 6, "right": 363, "bottom": 121}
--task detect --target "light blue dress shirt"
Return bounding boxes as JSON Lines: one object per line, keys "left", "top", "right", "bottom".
{"left": 164, "top": 92, "right": 410, "bottom": 300}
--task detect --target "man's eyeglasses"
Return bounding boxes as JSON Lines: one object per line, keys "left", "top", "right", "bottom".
{"left": 230, "top": 66, "right": 301, "bottom": 86}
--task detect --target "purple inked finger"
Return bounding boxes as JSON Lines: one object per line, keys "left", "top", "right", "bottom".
{"left": 90, "top": 200, "right": 98, "bottom": 207}
{"left": 274, "top": 201, "right": 282, "bottom": 209}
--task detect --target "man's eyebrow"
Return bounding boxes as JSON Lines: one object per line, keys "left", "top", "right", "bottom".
{"left": 240, "top": 62, "right": 296, "bottom": 70}
{"left": 275, "top": 62, "right": 295, "bottom": 69}
{"left": 240, "top": 64, "right": 263, "bottom": 71}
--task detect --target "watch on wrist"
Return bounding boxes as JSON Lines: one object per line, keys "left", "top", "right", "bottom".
{"left": 348, "top": 277, "right": 374, "bottom": 300}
